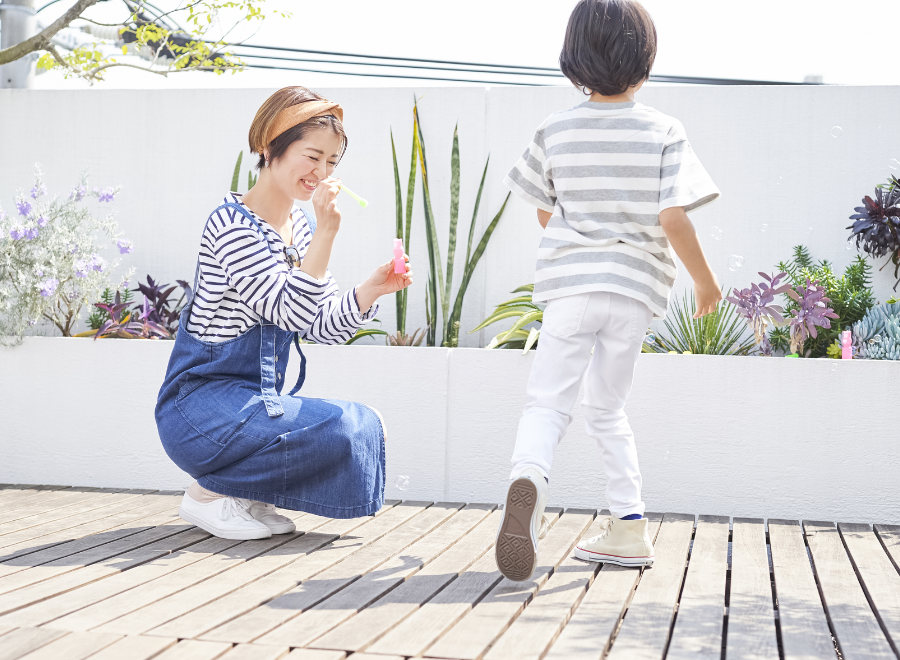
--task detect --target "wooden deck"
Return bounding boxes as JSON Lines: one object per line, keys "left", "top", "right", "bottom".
{"left": 0, "top": 486, "right": 897, "bottom": 660}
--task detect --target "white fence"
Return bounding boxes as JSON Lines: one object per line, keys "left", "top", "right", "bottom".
{"left": 2, "top": 84, "right": 900, "bottom": 345}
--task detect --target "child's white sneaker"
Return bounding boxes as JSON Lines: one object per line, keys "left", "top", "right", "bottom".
{"left": 573, "top": 516, "right": 654, "bottom": 567}
{"left": 247, "top": 501, "right": 296, "bottom": 534}
{"left": 179, "top": 493, "right": 272, "bottom": 540}
{"left": 496, "top": 466, "right": 550, "bottom": 582}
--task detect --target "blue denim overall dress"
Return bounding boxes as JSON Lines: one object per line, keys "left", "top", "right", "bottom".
{"left": 155, "top": 203, "right": 385, "bottom": 518}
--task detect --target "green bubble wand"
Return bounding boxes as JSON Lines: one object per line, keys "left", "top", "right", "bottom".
{"left": 339, "top": 184, "right": 368, "bottom": 208}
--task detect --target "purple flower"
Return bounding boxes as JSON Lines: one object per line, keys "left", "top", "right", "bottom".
{"left": 35, "top": 268, "right": 43, "bottom": 277}
{"left": 38, "top": 278, "right": 59, "bottom": 298}
{"left": 24, "top": 227, "right": 38, "bottom": 240}
{"left": 16, "top": 200, "right": 31, "bottom": 217}
{"left": 36, "top": 215, "right": 48, "bottom": 227}
{"left": 98, "top": 187, "right": 116, "bottom": 203}
{"left": 0, "top": 210, "right": 5, "bottom": 222}
{"left": 69, "top": 185, "right": 87, "bottom": 202}
{"left": 116, "top": 238, "right": 133, "bottom": 254}
{"left": 74, "top": 259, "right": 89, "bottom": 278}
{"left": 30, "top": 184, "right": 46, "bottom": 199}
{"left": 9, "top": 224, "right": 25, "bottom": 240}
{"left": 88, "top": 254, "right": 106, "bottom": 272}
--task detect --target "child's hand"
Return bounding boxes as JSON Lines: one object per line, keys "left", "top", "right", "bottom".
{"left": 694, "top": 277, "right": 722, "bottom": 318}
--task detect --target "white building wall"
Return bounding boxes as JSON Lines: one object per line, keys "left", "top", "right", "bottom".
{"left": 2, "top": 84, "right": 900, "bottom": 346}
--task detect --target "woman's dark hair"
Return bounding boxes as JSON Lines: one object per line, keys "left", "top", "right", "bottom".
{"left": 560, "top": 0, "right": 657, "bottom": 97}
{"left": 248, "top": 86, "right": 348, "bottom": 170}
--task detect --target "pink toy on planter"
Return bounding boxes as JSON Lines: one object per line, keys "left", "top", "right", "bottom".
{"left": 841, "top": 329, "right": 852, "bottom": 359}
{"left": 393, "top": 239, "right": 406, "bottom": 274}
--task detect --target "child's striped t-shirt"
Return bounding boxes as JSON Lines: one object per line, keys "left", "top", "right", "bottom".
{"left": 185, "top": 192, "right": 377, "bottom": 343}
{"left": 504, "top": 100, "right": 720, "bottom": 319}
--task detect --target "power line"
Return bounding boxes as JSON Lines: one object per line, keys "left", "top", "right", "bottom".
{"left": 242, "top": 62, "right": 549, "bottom": 86}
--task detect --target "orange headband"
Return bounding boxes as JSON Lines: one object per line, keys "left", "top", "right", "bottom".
{"left": 261, "top": 101, "right": 344, "bottom": 151}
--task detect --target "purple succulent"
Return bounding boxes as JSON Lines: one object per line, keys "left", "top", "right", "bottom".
{"left": 36, "top": 215, "right": 48, "bottom": 228}
{"left": 785, "top": 279, "right": 840, "bottom": 355}
{"left": 38, "top": 278, "right": 59, "bottom": 298}
{"left": 116, "top": 238, "right": 133, "bottom": 254}
{"left": 726, "top": 271, "right": 791, "bottom": 353}
{"left": 23, "top": 227, "right": 38, "bottom": 240}
{"left": 30, "top": 184, "right": 46, "bottom": 199}
{"left": 16, "top": 200, "right": 31, "bottom": 217}
{"left": 98, "top": 188, "right": 116, "bottom": 203}
{"left": 9, "top": 224, "right": 25, "bottom": 240}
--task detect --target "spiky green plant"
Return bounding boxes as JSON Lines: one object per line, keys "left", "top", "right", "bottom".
{"left": 413, "top": 99, "right": 511, "bottom": 347}
{"left": 642, "top": 290, "right": 756, "bottom": 355}
{"left": 769, "top": 245, "right": 876, "bottom": 356}
{"left": 231, "top": 152, "right": 243, "bottom": 192}
{"left": 471, "top": 284, "right": 543, "bottom": 353}
{"left": 390, "top": 114, "right": 419, "bottom": 337}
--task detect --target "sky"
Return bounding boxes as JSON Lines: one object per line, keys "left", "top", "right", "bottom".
{"left": 24, "top": 0, "right": 900, "bottom": 90}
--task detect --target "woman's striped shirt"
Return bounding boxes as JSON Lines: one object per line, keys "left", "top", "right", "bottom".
{"left": 504, "top": 101, "right": 720, "bottom": 319}
{"left": 185, "top": 192, "right": 377, "bottom": 343}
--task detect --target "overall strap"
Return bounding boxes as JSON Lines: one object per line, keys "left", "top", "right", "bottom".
{"left": 288, "top": 334, "right": 307, "bottom": 396}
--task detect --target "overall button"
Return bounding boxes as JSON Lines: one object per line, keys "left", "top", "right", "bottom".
{"left": 276, "top": 373, "right": 281, "bottom": 380}
{"left": 275, "top": 356, "right": 278, "bottom": 362}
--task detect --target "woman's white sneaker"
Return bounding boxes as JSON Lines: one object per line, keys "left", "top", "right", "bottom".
{"left": 496, "top": 467, "right": 550, "bottom": 582}
{"left": 179, "top": 493, "right": 272, "bottom": 540}
{"left": 247, "top": 501, "right": 296, "bottom": 534}
{"left": 573, "top": 516, "right": 654, "bottom": 567}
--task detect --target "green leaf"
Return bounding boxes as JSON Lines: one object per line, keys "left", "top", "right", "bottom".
{"left": 415, "top": 102, "right": 445, "bottom": 346}
{"left": 391, "top": 130, "right": 404, "bottom": 336}
{"left": 512, "top": 284, "right": 535, "bottom": 293}
{"left": 470, "top": 308, "right": 530, "bottom": 333}
{"left": 523, "top": 327, "right": 540, "bottom": 353}
{"left": 443, "top": 124, "right": 461, "bottom": 343}
{"left": 231, "top": 152, "right": 242, "bottom": 192}
{"left": 499, "top": 309, "right": 543, "bottom": 341}
{"left": 345, "top": 329, "right": 388, "bottom": 345}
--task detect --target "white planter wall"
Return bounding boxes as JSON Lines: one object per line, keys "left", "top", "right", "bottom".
{"left": 2, "top": 338, "right": 897, "bottom": 524}
{"left": 2, "top": 85, "right": 900, "bottom": 346}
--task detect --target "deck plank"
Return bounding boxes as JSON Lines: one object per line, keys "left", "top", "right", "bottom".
{"left": 0, "top": 510, "right": 189, "bottom": 595}
{"left": 16, "top": 631, "right": 121, "bottom": 660}
{"left": 484, "top": 513, "right": 620, "bottom": 660}
{"left": 767, "top": 520, "right": 835, "bottom": 660}
{"left": 0, "top": 487, "right": 68, "bottom": 506}
{"left": 0, "top": 525, "right": 206, "bottom": 617}
{"left": 365, "top": 509, "right": 563, "bottom": 658}
{"left": 667, "top": 515, "right": 730, "bottom": 660}
{"left": 310, "top": 509, "right": 502, "bottom": 653}
{"left": 839, "top": 523, "right": 900, "bottom": 654}
{"left": 143, "top": 501, "right": 424, "bottom": 641}
{"left": 542, "top": 513, "right": 665, "bottom": 660}
{"left": 0, "top": 627, "right": 68, "bottom": 660}
{"left": 804, "top": 521, "right": 894, "bottom": 659}
{"left": 874, "top": 524, "right": 900, "bottom": 570}
{"left": 92, "top": 514, "right": 337, "bottom": 636}
{"left": 257, "top": 504, "right": 494, "bottom": 648}
{"left": 0, "top": 489, "right": 123, "bottom": 530}
{"left": 725, "top": 518, "right": 779, "bottom": 660}
{"left": 285, "top": 650, "right": 346, "bottom": 660}
{"left": 422, "top": 509, "right": 595, "bottom": 660}
{"left": 199, "top": 503, "right": 460, "bottom": 644}
{"left": 0, "top": 489, "right": 85, "bottom": 518}
{"left": 604, "top": 513, "right": 695, "bottom": 660}
{"left": 46, "top": 531, "right": 309, "bottom": 632}
{"left": 153, "top": 639, "right": 233, "bottom": 660}
{"left": 218, "top": 644, "right": 290, "bottom": 660}
{"left": 0, "top": 530, "right": 225, "bottom": 627}
{"left": 83, "top": 634, "right": 178, "bottom": 659}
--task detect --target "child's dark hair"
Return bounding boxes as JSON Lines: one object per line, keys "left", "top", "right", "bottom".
{"left": 560, "top": 0, "right": 657, "bottom": 97}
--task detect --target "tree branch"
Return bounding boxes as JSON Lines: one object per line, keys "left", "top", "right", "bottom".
{"left": 0, "top": 0, "right": 99, "bottom": 66}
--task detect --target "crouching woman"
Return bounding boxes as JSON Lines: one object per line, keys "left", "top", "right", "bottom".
{"left": 155, "top": 86, "right": 412, "bottom": 540}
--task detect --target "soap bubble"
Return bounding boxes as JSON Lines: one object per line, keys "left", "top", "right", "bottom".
{"left": 869, "top": 335, "right": 882, "bottom": 345}
{"left": 807, "top": 226, "right": 814, "bottom": 236}
{"left": 395, "top": 475, "right": 409, "bottom": 490}
{"left": 831, "top": 126, "right": 843, "bottom": 138}
{"left": 728, "top": 255, "right": 744, "bottom": 272}
{"left": 846, "top": 241, "right": 853, "bottom": 251}
{"left": 775, "top": 177, "right": 783, "bottom": 186}
{"left": 643, "top": 333, "right": 656, "bottom": 345}
{"left": 710, "top": 226, "right": 724, "bottom": 240}
{"left": 760, "top": 224, "right": 768, "bottom": 233}
{"left": 890, "top": 159, "right": 900, "bottom": 171}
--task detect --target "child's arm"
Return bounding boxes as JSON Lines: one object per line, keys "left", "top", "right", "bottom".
{"left": 659, "top": 206, "right": 722, "bottom": 319}
{"left": 537, "top": 209, "right": 551, "bottom": 228}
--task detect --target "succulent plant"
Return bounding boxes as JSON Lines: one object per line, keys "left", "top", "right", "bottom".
{"left": 725, "top": 271, "right": 790, "bottom": 355}
{"left": 785, "top": 279, "right": 839, "bottom": 356}
{"left": 852, "top": 301, "right": 900, "bottom": 360}
{"left": 847, "top": 179, "right": 900, "bottom": 290}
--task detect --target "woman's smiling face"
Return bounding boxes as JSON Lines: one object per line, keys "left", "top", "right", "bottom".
{"left": 267, "top": 128, "right": 345, "bottom": 201}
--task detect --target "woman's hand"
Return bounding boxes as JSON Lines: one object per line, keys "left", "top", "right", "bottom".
{"left": 355, "top": 256, "right": 413, "bottom": 314}
{"left": 311, "top": 177, "right": 343, "bottom": 236}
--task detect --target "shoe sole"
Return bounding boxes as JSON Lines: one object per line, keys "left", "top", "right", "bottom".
{"left": 179, "top": 505, "right": 272, "bottom": 540}
{"left": 496, "top": 477, "right": 539, "bottom": 582}
{"left": 264, "top": 522, "right": 296, "bottom": 535}
{"left": 573, "top": 546, "right": 654, "bottom": 567}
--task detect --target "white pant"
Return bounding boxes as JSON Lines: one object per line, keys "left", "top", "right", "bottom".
{"left": 510, "top": 291, "right": 653, "bottom": 518}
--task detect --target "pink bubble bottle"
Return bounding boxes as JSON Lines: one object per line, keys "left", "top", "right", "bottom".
{"left": 841, "top": 330, "right": 852, "bottom": 359}
{"left": 393, "top": 239, "right": 406, "bottom": 274}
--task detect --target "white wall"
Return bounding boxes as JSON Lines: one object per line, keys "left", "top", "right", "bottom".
{"left": 2, "top": 338, "right": 897, "bottom": 524}
{"left": 2, "top": 85, "right": 900, "bottom": 347}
